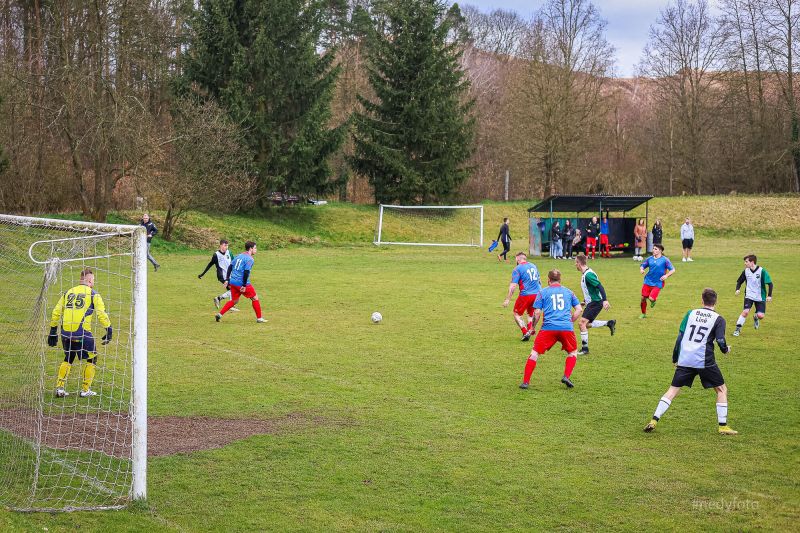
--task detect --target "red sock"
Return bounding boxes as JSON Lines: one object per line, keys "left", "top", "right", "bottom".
{"left": 640, "top": 299, "right": 647, "bottom": 314}
{"left": 219, "top": 297, "right": 237, "bottom": 315}
{"left": 523, "top": 358, "right": 537, "bottom": 383}
{"left": 527, "top": 322, "right": 534, "bottom": 333}
{"left": 252, "top": 299, "right": 262, "bottom": 319}
{"left": 564, "top": 355, "right": 576, "bottom": 378}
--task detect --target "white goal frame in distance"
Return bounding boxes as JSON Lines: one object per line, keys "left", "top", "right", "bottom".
{"left": 0, "top": 214, "right": 148, "bottom": 504}
{"left": 374, "top": 204, "right": 484, "bottom": 247}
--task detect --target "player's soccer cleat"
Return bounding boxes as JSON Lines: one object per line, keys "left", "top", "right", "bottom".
{"left": 578, "top": 347, "right": 589, "bottom": 355}
{"left": 561, "top": 376, "right": 574, "bottom": 388}
{"left": 608, "top": 320, "right": 616, "bottom": 336}
{"left": 687, "top": 258, "right": 694, "bottom": 262}
{"left": 79, "top": 389, "right": 97, "bottom": 398}
{"left": 213, "top": 296, "right": 221, "bottom": 309}
{"left": 519, "top": 382, "right": 529, "bottom": 390}
{"left": 733, "top": 327, "right": 741, "bottom": 337}
{"left": 682, "top": 257, "right": 687, "bottom": 262}
{"left": 55, "top": 387, "right": 68, "bottom": 398}
{"left": 718, "top": 425, "right": 738, "bottom": 435}
{"left": 754, "top": 317, "right": 760, "bottom": 330}
{"left": 230, "top": 306, "right": 240, "bottom": 312}
{"left": 215, "top": 313, "right": 222, "bottom": 322}
{"left": 644, "top": 419, "right": 657, "bottom": 432}
{"left": 256, "top": 317, "right": 267, "bottom": 323}
{"left": 522, "top": 330, "right": 532, "bottom": 341}
{"left": 639, "top": 313, "right": 647, "bottom": 319}
{"left": 649, "top": 299, "right": 657, "bottom": 308}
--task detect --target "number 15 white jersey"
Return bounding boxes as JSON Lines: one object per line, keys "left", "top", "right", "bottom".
{"left": 676, "top": 308, "right": 728, "bottom": 368}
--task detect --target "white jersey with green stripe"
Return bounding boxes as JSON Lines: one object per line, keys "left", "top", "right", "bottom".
{"left": 744, "top": 266, "right": 771, "bottom": 302}
{"left": 580, "top": 268, "right": 603, "bottom": 303}
{"left": 676, "top": 308, "right": 727, "bottom": 369}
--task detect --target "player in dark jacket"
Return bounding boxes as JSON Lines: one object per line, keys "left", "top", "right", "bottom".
{"left": 497, "top": 218, "right": 512, "bottom": 262}
{"left": 141, "top": 213, "right": 160, "bottom": 272}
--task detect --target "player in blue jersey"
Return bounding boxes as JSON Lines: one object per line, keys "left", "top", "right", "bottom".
{"left": 503, "top": 252, "right": 541, "bottom": 341}
{"left": 520, "top": 270, "right": 583, "bottom": 389}
{"left": 215, "top": 241, "right": 265, "bottom": 323}
{"left": 639, "top": 243, "right": 675, "bottom": 318}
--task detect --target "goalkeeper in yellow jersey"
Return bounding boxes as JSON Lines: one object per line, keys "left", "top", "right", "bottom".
{"left": 48, "top": 268, "right": 112, "bottom": 398}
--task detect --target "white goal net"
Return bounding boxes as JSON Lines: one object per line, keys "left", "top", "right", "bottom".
{"left": 0, "top": 214, "right": 147, "bottom": 511}
{"left": 374, "top": 205, "right": 484, "bottom": 247}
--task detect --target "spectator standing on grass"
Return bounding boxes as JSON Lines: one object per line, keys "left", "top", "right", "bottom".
{"left": 572, "top": 228, "right": 583, "bottom": 255}
{"left": 141, "top": 213, "right": 160, "bottom": 272}
{"left": 652, "top": 219, "right": 663, "bottom": 247}
{"left": 599, "top": 214, "right": 611, "bottom": 258}
{"left": 562, "top": 220, "right": 575, "bottom": 259}
{"left": 634, "top": 219, "right": 647, "bottom": 261}
{"left": 551, "top": 221, "right": 562, "bottom": 258}
{"left": 497, "top": 218, "right": 512, "bottom": 262}
{"left": 681, "top": 217, "right": 695, "bottom": 262}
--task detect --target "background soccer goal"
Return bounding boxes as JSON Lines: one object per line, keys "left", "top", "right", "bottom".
{"left": 0, "top": 214, "right": 147, "bottom": 511}
{"left": 374, "top": 205, "right": 484, "bottom": 247}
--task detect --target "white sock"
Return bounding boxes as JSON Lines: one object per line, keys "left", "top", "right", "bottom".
{"left": 590, "top": 320, "right": 607, "bottom": 328}
{"left": 221, "top": 290, "right": 231, "bottom": 299}
{"left": 736, "top": 315, "right": 745, "bottom": 327}
{"left": 653, "top": 396, "right": 671, "bottom": 420}
{"left": 580, "top": 331, "right": 589, "bottom": 346}
{"left": 716, "top": 403, "right": 728, "bottom": 425}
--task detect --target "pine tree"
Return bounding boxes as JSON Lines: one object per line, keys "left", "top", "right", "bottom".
{"left": 351, "top": 0, "right": 475, "bottom": 204}
{"left": 181, "top": 0, "right": 347, "bottom": 199}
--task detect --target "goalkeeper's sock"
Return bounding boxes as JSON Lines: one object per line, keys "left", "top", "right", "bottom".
{"left": 736, "top": 315, "right": 746, "bottom": 327}
{"left": 590, "top": 320, "right": 607, "bottom": 328}
{"left": 564, "top": 355, "right": 577, "bottom": 378}
{"left": 221, "top": 290, "right": 231, "bottom": 300}
{"left": 252, "top": 299, "right": 262, "bottom": 319}
{"left": 56, "top": 362, "right": 72, "bottom": 389}
{"left": 82, "top": 363, "right": 96, "bottom": 392}
{"left": 522, "top": 357, "right": 537, "bottom": 384}
{"left": 640, "top": 300, "right": 647, "bottom": 314}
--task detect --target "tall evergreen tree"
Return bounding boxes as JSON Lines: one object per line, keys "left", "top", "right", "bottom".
{"left": 181, "top": 0, "right": 347, "bottom": 199}
{"left": 351, "top": 0, "right": 475, "bottom": 204}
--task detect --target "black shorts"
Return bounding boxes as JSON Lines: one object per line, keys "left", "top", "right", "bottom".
{"left": 682, "top": 238, "right": 694, "bottom": 249}
{"left": 582, "top": 301, "right": 603, "bottom": 322}
{"left": 743, "top": 298, "right": 766, "bottom": 314}
{"left": 671, "top": 365, "right": 724, "bottom": 389}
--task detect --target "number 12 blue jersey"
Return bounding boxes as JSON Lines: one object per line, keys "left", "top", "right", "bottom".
{"left": 534, "top": 284, "right": 580, "bottom": 331}
{"left": 511, "top": 262, "right": 540, "bottom": 296}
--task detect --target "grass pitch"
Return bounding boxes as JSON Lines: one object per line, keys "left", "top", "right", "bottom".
{"left": 1, "top": 234, "right": 798, "bottom": 531}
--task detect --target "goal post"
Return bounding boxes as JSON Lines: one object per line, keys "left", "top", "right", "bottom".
{"left": 0, "top": 214, "right": 147, "bottom": 511}
{"left": 374, "top": 204, "right": 484, "bottom": 247}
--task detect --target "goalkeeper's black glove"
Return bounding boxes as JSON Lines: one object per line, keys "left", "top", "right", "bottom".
{"left": 102, "top": 326, "right": 113, "bottom": 345}
{"left": 47, "top": 326, "right": 58, "bottom": 347}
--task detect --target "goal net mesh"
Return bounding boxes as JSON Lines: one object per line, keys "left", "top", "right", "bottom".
{"left": 375, "top": 205, "right": 483, "bottom": 246}
{"left": 0, "top": 215, "right": 139, "bottom": 511}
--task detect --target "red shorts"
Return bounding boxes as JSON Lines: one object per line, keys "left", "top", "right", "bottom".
{"left": 586, "top": 237, "right": 597, "bottom": 248}
{"left": 514, "top": 294, "right": 537, "bottom": 316}
{"left": 230, "top": 284, "right": 257, "bottom": 300}
{"left": 600, "top": 234, "right": 609, "bottom": 245}
{"left": 533, "top": 329, "right": 578, "bottom": 354}
{"left": 641, "top": 284, "right": 661, "bottom": 300}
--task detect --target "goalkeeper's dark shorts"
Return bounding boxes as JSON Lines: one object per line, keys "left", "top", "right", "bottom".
{"left": 61, "top": 332, "right": 96, "bottom": 359}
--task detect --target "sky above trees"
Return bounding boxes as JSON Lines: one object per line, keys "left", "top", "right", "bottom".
{"left": 463, "top": 0, "right": 709, "bottom": 76}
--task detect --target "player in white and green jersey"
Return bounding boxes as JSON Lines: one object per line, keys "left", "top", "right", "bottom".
{"left": 574, "top": 254, "right": 615, "bottom": 355}
{"left": 644, "top": 288, "right": 737, "bottom": 435}
{"left": 733, "top": 254, "right": 773, "bottom": 337}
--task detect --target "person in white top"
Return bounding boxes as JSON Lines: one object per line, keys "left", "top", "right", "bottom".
{"left": 680, "top": 217, "right": 695, "bottom": 262}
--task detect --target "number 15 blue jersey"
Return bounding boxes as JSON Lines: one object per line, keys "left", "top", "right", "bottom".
{"left": 511, "top": 262, "right": 540, "bottom": 296}
{"left": 534, "top": 284, "right": 580, "bottom": 331}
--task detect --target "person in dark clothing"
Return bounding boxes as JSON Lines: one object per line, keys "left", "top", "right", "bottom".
{"left": 585, "top": 216, "right": 600, "bottom": 259}
{"left": 140, "top": 213, "right": 160, "bottom": 272}
{"left": 562, "top": 220, "right": 575, "bottom": 259}
{"left": 652, "top": 219, "right": 663, "bottom": 246}
{"left": 497, "top": 218, "right": 512, "bottom": 262}
{"left": 550, "top": 222, "right": 562, "bottom": 258}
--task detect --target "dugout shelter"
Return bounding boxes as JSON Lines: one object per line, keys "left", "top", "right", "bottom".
{"left": 527, "top": 194, "right": 653, "bottom": 256}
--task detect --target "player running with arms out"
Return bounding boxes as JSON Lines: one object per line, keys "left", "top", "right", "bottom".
{"left": 198, "top": 239, "right": 238, "bottom": 312}
{"left": 215, "top": 241, "right": 265, "bottom": 323}
{"left": 503, "top": 252, "right": 541, "bottom": 341}
{"left": 644, "top": 288, "right": 737, "bottom": 435}
{"left": 733, "top": 254, "right": 773, "bottom": 337}
{"left": 48, "top": 268, "right": 113, "bottom": 398}
{"left": 639, "top": 243, "right": 675, "bottom": 318}
{"left": 574, "top": 254, "right": 616, "bottom": 355}
{"left": 520, "top": 270, "right": 582, "bottom": 390}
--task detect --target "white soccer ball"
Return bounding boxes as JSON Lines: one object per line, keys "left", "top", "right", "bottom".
{"left": 371, "top": 311, "right": 382, "bottom": 324}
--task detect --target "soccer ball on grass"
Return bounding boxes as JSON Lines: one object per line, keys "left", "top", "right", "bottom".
{"left": 371, "top": 312, "right": 382, "bottom": 324}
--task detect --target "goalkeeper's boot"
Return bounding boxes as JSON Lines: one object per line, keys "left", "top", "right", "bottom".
{"left": 561, "top": 376, "right": 574, "bottom": 388}
{"left": 718, "top": 425, "right": 738, "bottom": 436}
{"left": 213, "top": 296, "right": 221, "bottom": 309}
{"left": 256, "top": 317, "right": 267, "bottom": 323}
{"left": 733, "top": 327, "right": 741, "bottom": 337}
{"left": 754, "top": 317, "right": 760, "bottom": 330}
{"left": 650, "top": 298, "right": 657, "bottom": 309}
{"left": 55, "top": 387, "right": 69, "bottom": 398}
{"left": 608, "top": 320, "right": 616, "bottom": 336}
{"left": 644, "top": 419, "right": 657, "bottom": 432}
{"left": 215, "top": 313, "right": 222, "bottom": 322}
{"left": 519, "top": 382, "right": 529, "bottom": 390}
{"left": 79, "top": 389, "right": 97, "bottom": 398}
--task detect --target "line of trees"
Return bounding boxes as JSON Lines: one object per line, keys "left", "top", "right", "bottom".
{"left": 0, "top": 0, "right": 798, "bottom": 226}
